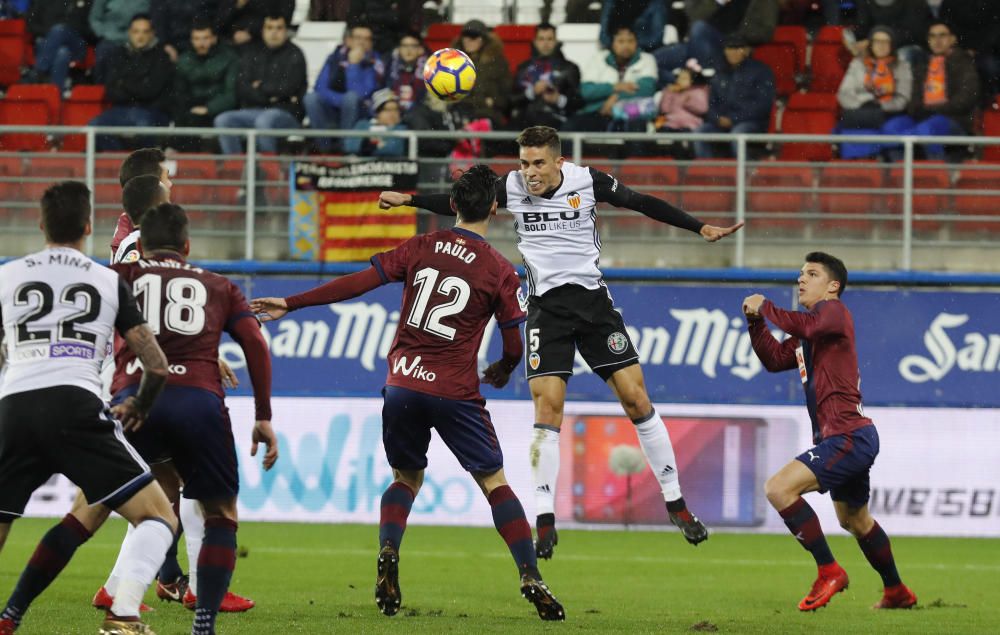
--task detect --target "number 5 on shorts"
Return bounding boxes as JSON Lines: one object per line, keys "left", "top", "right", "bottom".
{"left": 528, "top": 328, "right": 540, "bottom": 353}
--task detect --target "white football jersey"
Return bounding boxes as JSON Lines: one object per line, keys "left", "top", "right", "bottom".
{"left": 504, "top": 162, "right": 603, "bottom": 296}
{"left": 0, "top": 247, "right": 143, "bottom": 400}
{"left": 112, "top": 229, "right": 141, "bottom": 264}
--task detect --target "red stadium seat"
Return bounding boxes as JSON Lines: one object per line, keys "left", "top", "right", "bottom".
{"left": 425, "top": 23, "right": 462, "bottom": 53}
{"left": 6, "top": 84, "right": 62, "bottom": 123}
{"left": 953, "top": 167, "right": 1000, "bottom": 234}
{"left": 60, "top": 86, "right": 109, "bottom": 151}
{"left": 886, "top": 163, "right": 950, "bottom": 233}
{"left": 814, "top": 25, "right": 845, "bottom": 44}
{"left": 618, "top": 160, "right": 679, "bottom": 198}
{"left": 0, "top": 99, "right": 49, "bottom": 150}
{"left": 753, "top": 42, "right": 797, "bottom": 98}
{"left": 747, "top": 165, "right": 813, "bottom": 230}
{"left": 810, "top": 42, "right": 850, "bottom": 93}
{"left": 982, "top": 112, "right": 1000, "bottom": 161}
{"left": 0, "top": 19, "right": 27, "bottom": 86}
{"left": 817, "top": 162, "right": 884, "bottom": 232}
{"left": 779, "top": 109, "right": 837, "bottom": 161}
{"left": 494, "top": 24, "right": 535, "bottom": 75}
{"left": 169, "top": 155, "right": 218, "bottom": 210}
{"left": 679, "top": 161, "right": 737, "bottom": 226}
{"left": 772, "top": 25, "right": 808, "bottom": 75}
{"left": 0, "top": 156, "right": 22, "bottom": 213}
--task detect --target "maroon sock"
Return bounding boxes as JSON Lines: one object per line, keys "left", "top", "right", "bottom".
{"left": 778, "top": 498, "right": 835, "bottom": 566}
{"left": 857, "top": 521, "right": 901, "bottom": 587}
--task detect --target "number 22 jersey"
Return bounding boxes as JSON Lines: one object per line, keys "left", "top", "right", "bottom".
{"left": 371, "top": 227, "right": 526, "bottom": 402}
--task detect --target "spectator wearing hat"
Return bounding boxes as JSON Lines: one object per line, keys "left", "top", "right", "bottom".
{"left": 694, "top": 34, "right": 774, "bottom": 158}
{"left": 653, "top": 0, "right": 777, "bottom": 84}
{"left": 598, "top": 0, "right": 669, "bottom": 53}
{"left": 937, "top": 0, "right": 1000, "bottom": 101}
{"left": 304, "top": 23, "right": 386, "bottom": 153}
{"left": 385, "top": 32, "right": 428, "bottom": 114}
{"left": 835, "top": 25, "right": 912, "bottom": 159}
{"left": 565, "top": 24, "right": 657, "bottom": 133}
{"left": 343, "top": 88, "right": 408, "bottom": 156}
{"left": 847, "top": 0, "right": 931, "bottom": 67}
{"left": 510, "top": 22, "right": 582, "bottom": 129}
{"left": 449, "top": 19, "right": 510, "bottom": 127}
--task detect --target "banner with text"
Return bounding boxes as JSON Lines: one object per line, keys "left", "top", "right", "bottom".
{"left": 289, "top": 161, "right": 418, "bottom": 262}
{"left": 223, "top": 281, "right": 1000, "bottom": 408}
{"left": 23, "top": 400, "right": 1000, "bottom": 536}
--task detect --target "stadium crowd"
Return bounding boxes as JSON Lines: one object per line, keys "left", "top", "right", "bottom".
{"left": 0, "top": 0, "right": 997, "bottom": 161}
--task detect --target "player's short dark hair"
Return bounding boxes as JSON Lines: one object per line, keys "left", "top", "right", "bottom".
{"left": 130, "top": 13, "right": 152, "bottom": 27}
{"left": 122, "top": 175, "right": 168, "bottom": 225}
{"left": 263, "top": 14, "right": 287, "bottom": 25}
{"left": 536, "top": 22, "right": 556, "bottom": 35}
{"left": 516, "top": 125, "right": 561, "bottom": 157}
{"left": 805, "top": 251, "right": 848, "bottom": 296}
{"left": 119, "top": 148, "right": 166, "bottom": 187}
{"left": 451, "top": 164, "right": 497, "bottom": 222}
{"left": 41, "top": 181, "right": 91, "bottom": 244}
{"left": 140, "top": 203, "right": 189, "bottom": 252}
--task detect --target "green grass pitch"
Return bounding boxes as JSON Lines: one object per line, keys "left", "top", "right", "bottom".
{"left": 1, "top": 518, "right": 997, "bottom": 634}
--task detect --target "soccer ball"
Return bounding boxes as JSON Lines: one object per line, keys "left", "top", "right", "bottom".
{"left": 423, "top": 48, "right": 477, "bottom": 102}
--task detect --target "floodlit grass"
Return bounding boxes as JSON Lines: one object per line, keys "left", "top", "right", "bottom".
{"left": 1, "top": 518, "right": 997, "bottom": 633}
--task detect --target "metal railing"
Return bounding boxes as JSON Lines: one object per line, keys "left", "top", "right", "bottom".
{"left": 1, "top": 125, "right": 998, "bottom": 271}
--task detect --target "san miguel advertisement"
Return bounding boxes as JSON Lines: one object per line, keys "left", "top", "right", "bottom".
{"left": 221, "top": 280, "right": 1000, "bottom": 408}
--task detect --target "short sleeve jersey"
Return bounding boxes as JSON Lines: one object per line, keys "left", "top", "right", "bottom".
{"left": 111, "top": 255, "right": 255, "bottom": 398}
{"left": 371, "top": 227, "right": 526, "bottom": 401}
{"left": 0, "top": 247, "right": 145, "bottom": 400}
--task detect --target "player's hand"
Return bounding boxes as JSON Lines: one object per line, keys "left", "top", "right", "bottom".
{"left": 219, "top": 358, "right": 239, "bottom": 389}
{"left": 251, "top": 420, "right": 279, "bottom": 470}
{"left": 700, "top": 221, "right": 744, "bottom": 242}
{"left": 743, "top": 293, "right": 765, "bottom": 318}
{"left": 482, "top": 360, "right": 514, "bottom": 389}
{"left": 378, "top": 191, "right": 412, "bottom": 209}
{"left": 112, "top": 396, "right": 148, "bottom": 433}
{"left": 250, "top": 297, "right": 289, "bottom": 322}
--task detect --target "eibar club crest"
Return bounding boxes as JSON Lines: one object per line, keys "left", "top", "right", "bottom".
{"left": 607, "top": 332, "right": 629, "bottom": 354}
{"left": 566, "top": 191, "right": 581, "bottom": 209}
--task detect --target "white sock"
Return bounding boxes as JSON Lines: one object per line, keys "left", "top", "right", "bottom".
{"left": 104, "top": 523, "right": 135, "bottom": 596}
{"left": 110, "top": 519, "right": 173, "bottom": 617}
{"left": 530, "top": 425, "right": 561, "bottom": 516}
{"left": 633, "top": 410, "right": 683, "bottom": 502}
{"left": 181, "top": 497, "right": 205, "bottom": 596}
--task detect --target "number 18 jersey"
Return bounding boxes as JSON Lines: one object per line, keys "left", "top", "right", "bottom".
{"left": 371, "top": 227, "right": 526, "bottom": 401}
{"left": 110, "top": 255, "right": 254, "bottom": 399}
{"left": 0, "top": 247, "right": 145, "bottom": 400}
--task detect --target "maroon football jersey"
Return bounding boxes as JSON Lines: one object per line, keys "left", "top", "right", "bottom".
{"left": 111, "top": 255, "right": 255, "bottom": 398}
{"left": 371, "top": 227, "right": 526, "bottom": 401}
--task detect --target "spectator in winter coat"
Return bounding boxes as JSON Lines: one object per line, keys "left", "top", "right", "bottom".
{"left": 881, "top": 21, "right": 979, "bottom": 160}
{"left": 835, "top": 25, "right": 912, "bottom": 159}
{"left": 384, "top": 32, "right": 427, "bottom": 114}
{"left": 172, "top": 20, "right": 239, "bottom": 150}
{"left": 27, "top": 0, "right": 95, "bottom": 91}
{"left": 343, "top": 88, "right": 408, "bottom": 156}
{"left": 304, "top": 23, "right": 386, "bottom": 152}
{"left": 694, "top": 34, "right": 775, "bottom": 158}
{"left": 215, "top": 0, "right": 293, "bottom": 47}
{"left": 214, "top": 14, "right": 307, "bottom": 154}
{"left": 90, "top": 14, "right": 173, "bottom": 150}
{"left": 565, "top": 24, "right": 657, "bottom": 132}
{"left": 449, "top": 20, "right": 510, "bottom": 128}
{"left": 510, "top": 23, "right": 582, "bottom": 129}
{"left": 937, "top": 0, "right": 1000, "bottom": 100}
{"left": 90, "top": 0, "right": 152, "bottom": 82}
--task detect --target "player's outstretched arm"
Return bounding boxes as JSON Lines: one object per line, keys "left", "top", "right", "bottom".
{"left": 250, "top": 297, "right": 290, "bottom": 322}
{"left": 252, "top": 267, "right": 385, "bottom": 319}
{"left": 379, "top": 190, "right": 455, "bottom": 216}
{"left": 115, "top": 323, "right": 169, "bottom": 431}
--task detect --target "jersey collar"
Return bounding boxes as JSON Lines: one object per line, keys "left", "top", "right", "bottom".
{"left": 539, "top": 170, "right": 565, "bottom": 200}
{"left": 451, "top": 227, "right": 484, "bottom": 241}
{"left": 145, "top": 249, "right": 187, "bottom": 262}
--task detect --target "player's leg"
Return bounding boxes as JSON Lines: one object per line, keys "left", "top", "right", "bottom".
{"left": 376, "top": 386, "right": 433, "bottom": 617}
{"left": 472, "top": 468, "right": 564, "bottom": 621}
{"left": 764, "top": 449, "right": 847, "bottom": 611}
{"left": 604, "top": 363, "right": 708, "bottom": 545}
{"left": 190, "top": 497, "right": 239, "bottom": 635}
{"left": 150, "top": 463, "right": 188, "bottom": 603}
{"left": 528, "top": 375, "right": 566, "bottom": 558}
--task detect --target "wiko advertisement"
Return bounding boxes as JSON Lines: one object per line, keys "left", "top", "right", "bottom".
{"left": 223, "top": 279, "right": 1000, "bottom": 408}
